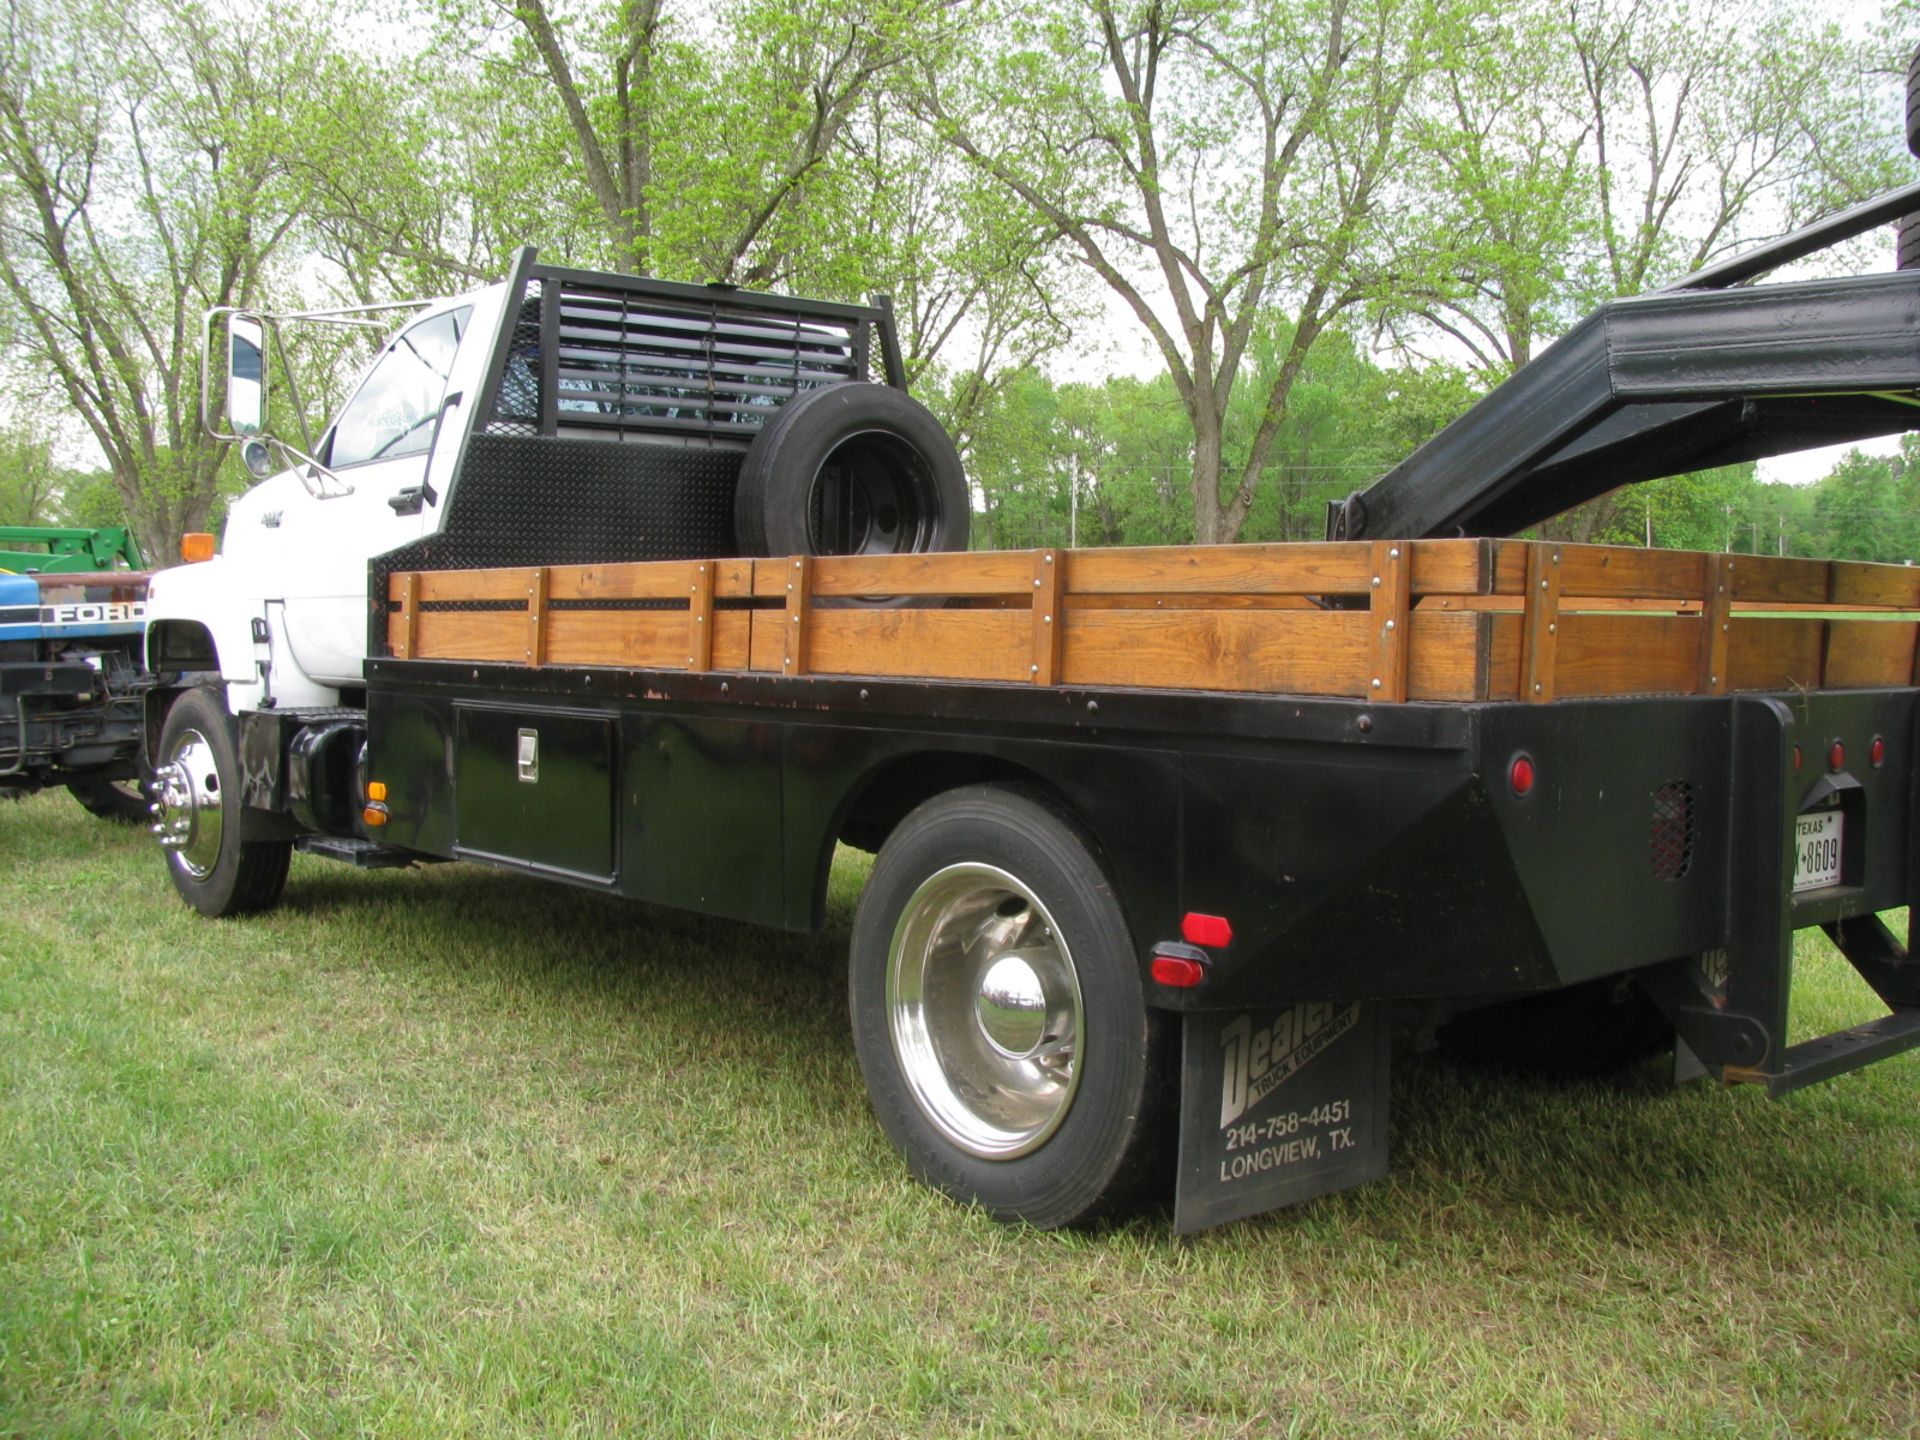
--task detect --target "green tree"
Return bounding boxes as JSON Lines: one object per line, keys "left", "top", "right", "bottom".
{"left": 0, "top": 0, "right": 387, "bottom": 557}
{"left": 0, "top": 425, "right": 63, "bottom": 527}
{"left": 1806, "top": 446, "right": 1920, "bottom": 564}
{"left": 920, "top": 0, "right": 1463, "bottom": 545}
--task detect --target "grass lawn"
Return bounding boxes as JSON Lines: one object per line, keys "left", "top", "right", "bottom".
{"left": 1, "top": 790, "right": 1915, "bottom": 1438}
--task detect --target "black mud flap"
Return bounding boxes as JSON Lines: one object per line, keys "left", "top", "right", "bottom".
{"left": 1174, "top": 1003, "right": 1391, "bottom": 1234}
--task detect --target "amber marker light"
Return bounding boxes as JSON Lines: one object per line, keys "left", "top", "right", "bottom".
{"left": 366, "top": 781, "right": 388, "bottom": 801}
{"left": 180, "top": 532, "right": 215, "bottom": 563}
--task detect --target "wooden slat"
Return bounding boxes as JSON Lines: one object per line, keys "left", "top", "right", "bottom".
{"left": 1406, "top": 610, "right": 1488, "bottom": 702}
{"left": 1425, "top": 595, "right": 1702, "bottom": 613}
{"left": 1831, "top": 563, "right": 1920, "bottom": 609}
{"left": 748, "top": 609, "right": 783, "bottom": 671}
{"left": 1727, "top": 617, "right": 1823, "bottom": 692}
{"left": 1555, "top": 543, "right": 1704, "bottom": 599}
{"left": 1552, "top": 614, "right": 1700, "bottom": 698}
{"left": 1826, "top": 621, "right": 1920, "bottom": 688}
{"left": 1486, "top": 613, "right": 1522, "bottom": 700}
{"left": 545, "top": 610, "right": 689, "bottom": 669}
{"left": 1484, "top": 540, "right": 1530, "bottom": 595}
{"left": 783, "top": 556, "right": 811, "bottom": 676}
{"left": 411, "top": 611, "right": 526, "bottom": 664}
{"left": 1407, "top": 538, "right": 1493, "bottom": 596}
{"left": 1066, "top": 543, "right": 1373, "bottom": 597}
{"left": 1369, "top": 540, "right": 1410, "bottom": 702}
{"left": 712, "top": 609, "right": 753, "bottom": 671}
{"left": 714, "top": 560, "right": 754, "bottom": 599}
{"left": 1030, "top": 550, "right": 1064, "bottom": 684}
{"left": 1522, "top": 545, "right": 1563, "bottom": 702}
{"left": 524, "top": 567, "right": 548, "bottom": 666}
{"left": 392, "top": 573, "right": 417, "bottom": 660}
{"left": 1699, "top": 553, "right": 1733, "bottom": 695}
{"left": 1060, "top": 610, "right": 1373, "bottom": 696}
{"left": 686, "top": 562, "right": 714, "bottom": 672}
{"left": 413, "top": 568, "right": 534, "bottom": 604}
{"left": 807, "top": 551, "right": 1037, "bottom": 597}
{"left": 548, "top": 561, "right": 704, "bottom": 603}
{"left": 804, "top": 610, "right": 1030, "bottom": 683}
{"left": 1727, "top": 554, "right": 1830, "bottom": 605}
{"left": 1066, "top": 592, "right": 1321, "bottom": 611}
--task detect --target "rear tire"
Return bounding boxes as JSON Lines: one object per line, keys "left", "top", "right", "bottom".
{"left": 152, "top": 688, "right": 290, "bottom": 917}
{"left": 849, "top": 785, "right": 1168, "bottom": 1227}
{"left": 67, "top": 775, "right": 147, "bottom": 824}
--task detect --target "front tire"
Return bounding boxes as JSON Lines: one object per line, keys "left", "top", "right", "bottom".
{"left": 849, "top": 786, "right": 1168, "bottom": 1227}
{"left": 151, "top": 688, "right": 290, "bottom": 917}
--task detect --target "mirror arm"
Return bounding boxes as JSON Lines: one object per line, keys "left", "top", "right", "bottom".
{"left": 267, "top": 323, "right": 317, "bottom": 456}
{"left": 260, "top": 434, "right": 354, "bottom": 500}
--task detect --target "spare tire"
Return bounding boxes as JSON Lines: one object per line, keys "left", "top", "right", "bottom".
{"left": 734, "top": 383, "right": 968, "bottom": 558}
{"left": 1901, "top": 214, "right": 1920, "bottom": 271}
{"left": 1908, "top": 45, "right": 1920, "bottom": 157}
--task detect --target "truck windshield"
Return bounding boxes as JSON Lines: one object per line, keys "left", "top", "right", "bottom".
{"left": 328, "top": 307, "right": 471, "bottom": 468}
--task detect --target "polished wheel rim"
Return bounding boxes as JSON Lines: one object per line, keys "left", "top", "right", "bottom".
{"left": 886, "top": 862, "right": 1083, "bottom": 1158}
{"left": 150, "top": 730, "right": 223, "bottom": 878}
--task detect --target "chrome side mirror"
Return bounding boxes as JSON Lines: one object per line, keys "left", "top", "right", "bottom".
{"left": 227, "top": 314, "right": 267, "bottom": 435}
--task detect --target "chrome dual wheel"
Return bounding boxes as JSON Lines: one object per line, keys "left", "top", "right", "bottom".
{"left": 150, "top": 729, "right": 224, "bottom": 876}
{"left": 152, "top": 687, "right": 289, "bottom": 917}
{"left": 850, "top": 786, "right": 1167, "bottom": 1228}
{"left": 886, "top": 862, "right": 1084, "bottom": 1159}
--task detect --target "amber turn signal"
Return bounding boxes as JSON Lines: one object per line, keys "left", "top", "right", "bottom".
{"left": 362, "top": 803, "right": 389, "bottom": 827}
{"left": 180, "top": 532, "right": 216, "bottom": 563}
{"left": 366, "top": 781, "right": 387, "bottom": 801}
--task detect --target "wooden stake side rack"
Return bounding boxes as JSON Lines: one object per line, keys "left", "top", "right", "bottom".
{"left": 384, "top": 538, "right": 1920, "bottom": 703}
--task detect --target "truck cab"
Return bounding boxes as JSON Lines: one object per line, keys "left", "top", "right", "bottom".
{"left": 145, "top": 287, "right": 507, "bottom": 710}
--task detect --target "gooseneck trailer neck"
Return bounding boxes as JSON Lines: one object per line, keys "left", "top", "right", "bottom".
{"left": 1329, "top": 179, "right": 1920, "bottom": 543}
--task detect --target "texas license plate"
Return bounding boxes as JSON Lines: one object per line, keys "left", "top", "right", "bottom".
{"left": 1793, "top": 811, "right": 1843, "bottom": 892}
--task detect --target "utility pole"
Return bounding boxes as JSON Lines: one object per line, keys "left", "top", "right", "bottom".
{"left": 1069, "top": 452, "right": 1079, "bottom": 549}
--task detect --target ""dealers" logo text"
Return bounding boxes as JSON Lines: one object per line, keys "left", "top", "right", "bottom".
{"left": 1218, "top": 1003, "right": 1359, "bottom": 1127}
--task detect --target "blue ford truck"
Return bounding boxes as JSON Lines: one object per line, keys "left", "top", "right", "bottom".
{"left": 0, "top": 526, "right": 152, "bottom": 821}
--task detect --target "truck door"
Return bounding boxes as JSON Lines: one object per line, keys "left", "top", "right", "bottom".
{"left": 278, "top": 305, "right": 472, "bottom": 687}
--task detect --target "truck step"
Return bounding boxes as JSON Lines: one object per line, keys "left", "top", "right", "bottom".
{"left": 295, "top": 835, "right": 415, "bottom": 869}
{"left": 1724, "top": 1009, "right": 1920, "bottom": 1098}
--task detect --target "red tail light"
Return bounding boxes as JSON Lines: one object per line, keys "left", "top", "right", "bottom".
{"left": 1151, "top": 952, "right": 1208, "bottom": 988}
{"left": 1510, "top": 755, "right": 1535, "bottom": 796}
{"left": 1181, "top": 912, "right": 1233, "bottom": 948}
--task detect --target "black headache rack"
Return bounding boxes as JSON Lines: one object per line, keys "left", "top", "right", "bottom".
{"left": 1332, "top": 180, "right": 1920, "bottom": 543}
{"left": 469, "top": 252, "right": 905, "bottom": 447}
{"left": 369, "top": 250, "right": 908, "bottom": 654}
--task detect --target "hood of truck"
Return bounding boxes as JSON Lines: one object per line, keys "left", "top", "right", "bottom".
{"left": 0, "top": 569, "right": 148, "bottom": 642}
